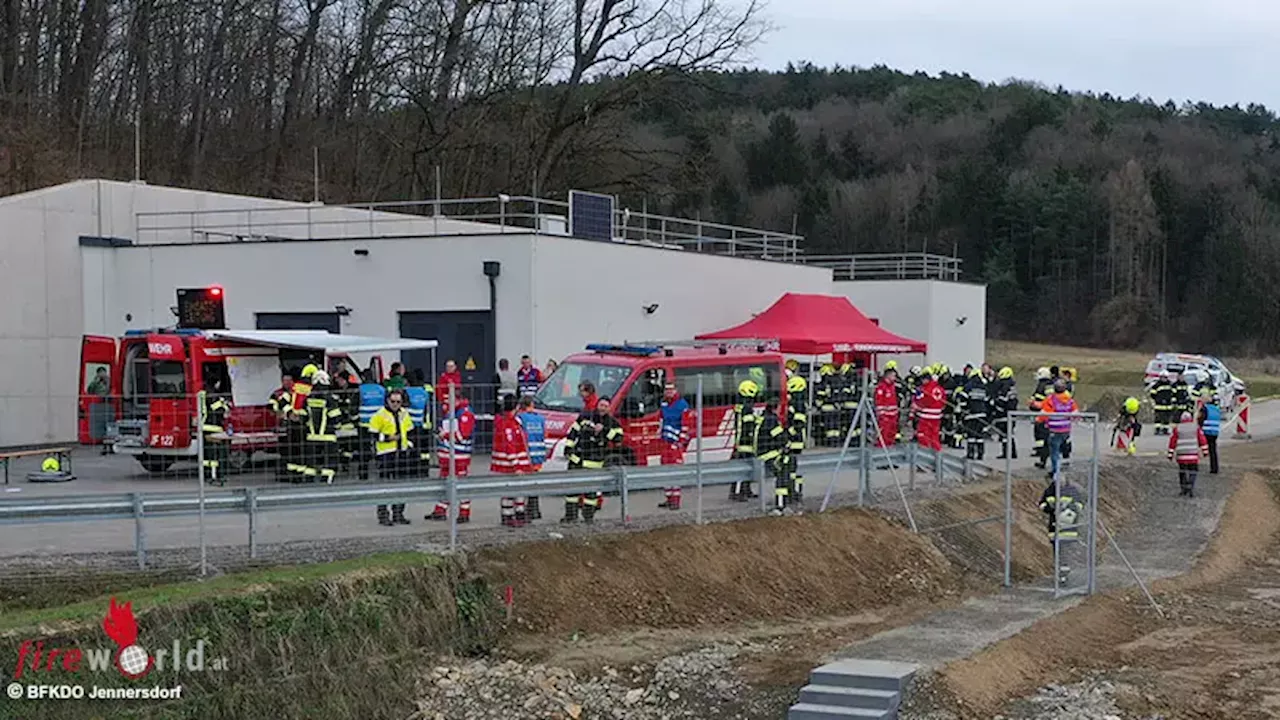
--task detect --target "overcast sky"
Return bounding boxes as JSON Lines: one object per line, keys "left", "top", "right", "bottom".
{"left": 747, "top": 0, "right": 1277, "bottom": 110}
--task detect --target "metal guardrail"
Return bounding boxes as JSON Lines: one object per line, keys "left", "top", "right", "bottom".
{"left": 0, "top": 447, "right": 989, "bottom": 568}
{"left": 797, "top": 252, "right": 962, "bottom": 281}
{"left": 132, "top": 195, "right": 803, "bottom": 260}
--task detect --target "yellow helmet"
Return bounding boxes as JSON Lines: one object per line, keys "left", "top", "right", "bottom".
{"left": 939, "top": 364, "right": 950, "bottom": 376}
{"left": 41, "top": 456, "right": 60, "bottom": 473}
{"left": 301, "top": 364, "right": 319, "bottom": 379}
{"left": 884, "top": 360, "right": 898, "bottom": 371}
{"left": 738, "top": 380, "right": 760, "bottom": 398}
{"left": 998, "top": 366, "right": 1014, "bottom": 379}
{"left": 819, "top": 363, "right": 835, "bottom": 376}
{"left": 1036, "top": 367, "right": 1051, "bottom": 380}
{"left": 785, "top": 359, "right": 800, "bottom": 372}
{"left": 840, "top": 363, "right": 853, "bottom": 373}
{"left": 787, "top": 375, "right": 807, "bottom": 393}
{"left": 1124, "top": 397, "right": 1140, "bottom": 414}
{"left": 969, "top": 367, "right": 982, "bottom": 378}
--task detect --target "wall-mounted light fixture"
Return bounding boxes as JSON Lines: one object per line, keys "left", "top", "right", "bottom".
{"left": 335, "top": 305, "right": 352, "bottom": 316}
{"left": 353, "top": 248, "right": 370, "bottom": 257}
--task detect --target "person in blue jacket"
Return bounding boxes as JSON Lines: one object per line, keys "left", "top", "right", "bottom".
{"left": 357, "top": 373, "right": 387, "bottom": 480}
{"left": 1197, "top": 393, "right": 1222, "bottom": 475}
{"left": 517, "top": 395, "right": 546, "bottom": 520}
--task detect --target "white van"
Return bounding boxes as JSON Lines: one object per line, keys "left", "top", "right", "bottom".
{"left": 1144, "top": 353, "right": 1245, "bottom": 403}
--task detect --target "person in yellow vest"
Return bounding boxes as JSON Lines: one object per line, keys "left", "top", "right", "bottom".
{"left": 369, "top": 389, "right": 415, "bottom": 526}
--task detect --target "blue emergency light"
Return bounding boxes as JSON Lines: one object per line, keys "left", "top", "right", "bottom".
{"left": 584, "top": 343, "right": 662, "bottom": 356}
{"left": 124, "top": 328, "right": 204, "bottom": 337}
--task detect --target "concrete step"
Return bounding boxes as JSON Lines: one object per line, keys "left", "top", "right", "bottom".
{"left": 798, "top": 684, "right": 899, "bottom": 710}
{"left": 787, "top": 703, "right": 888, "bottom": 720}
{"left": 809, "top": 659, "right": 918, "bottom": 693}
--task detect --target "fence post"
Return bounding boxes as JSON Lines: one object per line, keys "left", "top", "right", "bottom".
{"left": 695, "top": 376, "right": 704, "bottom": 525}
{"left": 246, "top": 487, "right": 259, "bottom": 560}
{"left": 619, "top": 466, "right": 630, "bottom": 526}
{"left": 1003, "top": 418, "right": 1014, "bottom": 588}
{"left": 908, "top": 442, "right": 917, "bottom": 491}
{"left": 196, "top": 390, "right": 208, "bottom": 577}
{"left": 935, "top": 445, "right": 944, "bottom": 482}
{"left": 754, "top": 458, "right": 765, "bottom": 513}
{"left": 448, "top": 384, "right": 458, "bottom": 552}
{"left": 132, "top": 492, "right": 146, "bottom": 570}
{"left": 1088, "top": 416, "right": 1100, "bottom": 595}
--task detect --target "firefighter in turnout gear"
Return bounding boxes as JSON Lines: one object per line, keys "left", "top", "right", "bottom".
{"left": 947, "top": 367, "right": 968, "bottom": 450}
{"left": 302, "top": 371, "right": 343, "bottom": 483}
{"left": 1172, "top": 373, "right": 1193, "bottom": 421}
{"left": 1149, "top": 373, "right": 1175, "bottom": 435}
{"left": 814, "top": 364, "right": 842, "bottom": 446}
{"left": 331, "top": 373, "right": 360, "bottom": 472}
{"left": 993, "top": 366, "right": 1018, "bottom": 459}
{"left": 1114, "top": 396, "right": 1141, "bottom": 455}
{"left": 838, "top": 363, "right": 862, "bottom": 443}
{"left": 963, "top": 366, "right": 989, "bottom": 460}
{"left": 199, "top": 381, "right": 231, "bottom": 486}
{"left": 730, "top": 380, "right": 761, "bottom": 501}
{"left": 1040, "top": 476, "right": 1086, "bottom": 584}
{"left": 756, "top": 397, "right": 788, "bottom": 514}
{"left": 784, "top": 374, "right": 808, "bottom": 505}
{"left": 1031, "top": 367, "right": 1053, "bottom": 467}
{"left": 562, "top": 396, "right": 624, "bottom": 523}
{"left": 370, "top": 389, "right": 414, "bottom": 526}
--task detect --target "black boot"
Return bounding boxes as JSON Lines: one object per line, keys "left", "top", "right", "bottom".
{"left": 377, "top": 505, "right": 393, "bottom": 526}
{"left": 582, "top": 503, "right": 597, "bottom": 524}
{"left": 560, "top": 501, "right": 580, "bottom": 524}
{"left": 392, "top": 504, "right": 410, "bottom": 525}
{"left": 528, "top": 496, "right": 542, "bottom": 520}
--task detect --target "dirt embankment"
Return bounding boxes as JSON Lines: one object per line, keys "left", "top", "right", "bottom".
{"left": 934, "top": 471, "right": 1280, "bottom": 717}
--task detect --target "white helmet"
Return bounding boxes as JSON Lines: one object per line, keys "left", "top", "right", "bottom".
{"left": 1035, "top": 367, "right": 1051, "bottom": 380}
{"left": 311, "top": 370, "right": 331, "bottom": 385}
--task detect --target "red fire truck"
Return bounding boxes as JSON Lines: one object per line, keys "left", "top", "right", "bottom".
{"left": 531, "top": 343, "right": 787, "bottom": 470}
{"left": 79, "top": 327, "right": 437, "bottom": 474}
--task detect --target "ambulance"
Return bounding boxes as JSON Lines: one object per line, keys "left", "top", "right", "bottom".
{"left": 531, "top": 343, "right": 788, "bottom": 470}
{"left": 78, "top": 288, "right": 437, "bottom": 473}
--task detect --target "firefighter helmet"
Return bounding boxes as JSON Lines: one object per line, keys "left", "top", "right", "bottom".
{"left": 787, "top": 375, "right": 807, "bottom": 394}
{"left": 311, "top": 370, "right": 331, "bottom": 385}
{"left": 839, "top": 363, "right": 853, "bottom": 374}
{"left": 910, "top": 365, "right": 922, "bottom": 376}
{"left": 998, "top": 366, "right": 1014, "bottom": 379}
{"left": 970, "top": 367, "right": 982, "bottom": 378}
{"left": 1124, "top": 397, "right": 1140, "bottom": 414}
{"left": 41, "top": 456, "right": 60, "bottom": 473}
{"left": 301, "top": 364, "right": 319, "bottom": 379}
{"left": 939, "top": 364, "right": 950, "bottom": 376}
{"left": 738, "top": 380, "right": 760, "bottom": 398}
{"left": 819, "top": 364, "right": 835, "bottom": 376}
{"left": 884, "top": 360, "right": 898, "bottom": 371}
{"left": 1036, "top": 367, "right": 1051, "bottom": 380}
{"left": 785, "top": 359, "right": 800, "bottom": 372}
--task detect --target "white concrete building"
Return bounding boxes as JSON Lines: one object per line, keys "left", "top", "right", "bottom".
{"left": 0, "top": 180, "right": 985, "bottom": 446}
{"left": 834, "top": 279, "right": 987, "bottom": 371}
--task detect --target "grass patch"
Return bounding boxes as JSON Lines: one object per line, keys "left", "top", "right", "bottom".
{"left": 0, "top": 552, "right": 439, "bottom": 636}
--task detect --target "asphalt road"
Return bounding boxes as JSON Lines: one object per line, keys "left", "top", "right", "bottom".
{"left": 2, "top": 400, "right": 1274, "bottom": 560}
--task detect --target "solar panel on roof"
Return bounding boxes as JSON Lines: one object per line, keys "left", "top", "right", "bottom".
{"left": 569, "top": 190, "right": 615, "bottom": 242}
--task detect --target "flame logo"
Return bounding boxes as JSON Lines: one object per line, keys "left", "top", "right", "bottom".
{"left": 102, "top": 597, "right": 154, "bottom": 680}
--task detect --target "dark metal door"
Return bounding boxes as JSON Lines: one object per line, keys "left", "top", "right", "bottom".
{"left": 398, "top": 311, "right": 493, "bottom": 385}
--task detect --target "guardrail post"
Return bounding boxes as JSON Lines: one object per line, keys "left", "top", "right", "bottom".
{"left": 935, "top": 446, "right": 944, "bottom": 482}
{"left": 753, "top": 458, "right": 765, "bottom": 513}
{"left": 132, "top": 492, "right": 146, "bottom": 570}
{"left": 246, "top": 487, "right": 259, "bottom": 560}
{"left": 618, "top": 466, "right": 630, "bottom": 526}
{"left": 962, "top": 456, "right": 972, "bottom": 482}
{"left": 908, "top": 442, "right": 916, "bottom": 491}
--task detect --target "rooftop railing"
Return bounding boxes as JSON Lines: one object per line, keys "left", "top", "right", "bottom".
{"left": 797, "top": 252, "right": 963, "bottom": 281}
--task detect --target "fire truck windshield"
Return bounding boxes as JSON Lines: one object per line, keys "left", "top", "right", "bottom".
{"left": 533, "top": 362, "right": 631, "bottom": 412}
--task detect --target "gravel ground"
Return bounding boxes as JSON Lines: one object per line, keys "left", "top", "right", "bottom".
{"left": 901, "top": 674, "right": 1168, "bottom": 720}
{"left": 408, "top": 642, "right": 784, "bottom": 720}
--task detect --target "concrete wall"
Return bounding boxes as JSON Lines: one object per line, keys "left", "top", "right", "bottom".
{"left": 833, "top": 280, "right": 986, "bottom": 370}
{"left": 106, "top": 236, "right": 536, "bottom": 365}
{"left": 530, "top": 235, "right": 834, "bottom": 364}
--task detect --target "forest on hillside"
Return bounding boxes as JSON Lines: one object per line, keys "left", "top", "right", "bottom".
{"left": 3, "top": 0, "right": 1280, "bottom": 351}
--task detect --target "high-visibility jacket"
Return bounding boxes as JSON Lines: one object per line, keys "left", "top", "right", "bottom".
{"left": 1171, "top": 381, "right": 1191, "bottom": 411}
{"left": 1199, "top": 403, "right": 1221, "bottom": 437}
{"left": 359, "top": 383, "right": 386, "bottom": 428}
{"left": 491, "top": 411, "right": 532, "bottom": 474}
{"left": 1043, "top": 393, "right": 1077, "bottom": 433}
{"left": 732, "top": 402, "right": 759, "bottom": 456}
{"left": 201, "top": 393, "right": 230, "bottom": 434}
{"left": 660, "top": 397, "right": 694, "bottom": 447}
{"left": 963, "top": 376, "right": 988, "bottom": 421}
{"left": 369, "top": 406, "right": 413, "bottom": 455}
{"left": 305, "top": 388, "right": 344, "bottom": 442}
{"left": 438, "top": 403, "right": 476, "bottom": 458}
{"left": 405, "top": 384, "right": 434, "bottom": 429}
{"left": 517, "top": 367, "right": 543, "bottom": 397}
{"left": 1168, "top": 420, "right": 1208, "bottom": 463}
{"left": 1040, "top": 481, "right": 1084, "bottom": 540}
{"left": 566, "top": 412, "right": 623, "bottom": 469}
{"left": 517, "top": 411, "right": 547, "bottom": 465}
{"left": 755, "top": 412, "right": 786, "bottom": 463}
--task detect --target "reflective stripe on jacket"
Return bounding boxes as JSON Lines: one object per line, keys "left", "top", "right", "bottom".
{"left": 1170, "top": 420, "right": 1207, "bottom": 463}
{"left": 1045, "top": 393, "right": 1076, "bottom": 434}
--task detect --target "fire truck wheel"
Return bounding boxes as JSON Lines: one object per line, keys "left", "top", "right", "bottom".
{"left": 137, "top": 455, "right": 174, "bottom": 474}
{"left": 226, "top": 449, "right": 251, "bottom": 473}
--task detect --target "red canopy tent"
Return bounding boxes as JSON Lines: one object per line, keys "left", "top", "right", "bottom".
{"left": 696, "top": 293, "right": 926, "bottom": 356}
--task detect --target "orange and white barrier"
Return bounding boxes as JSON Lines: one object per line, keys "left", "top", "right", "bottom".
{"left": 1234, "top": 394, "right": 1251, "bottom": 438}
